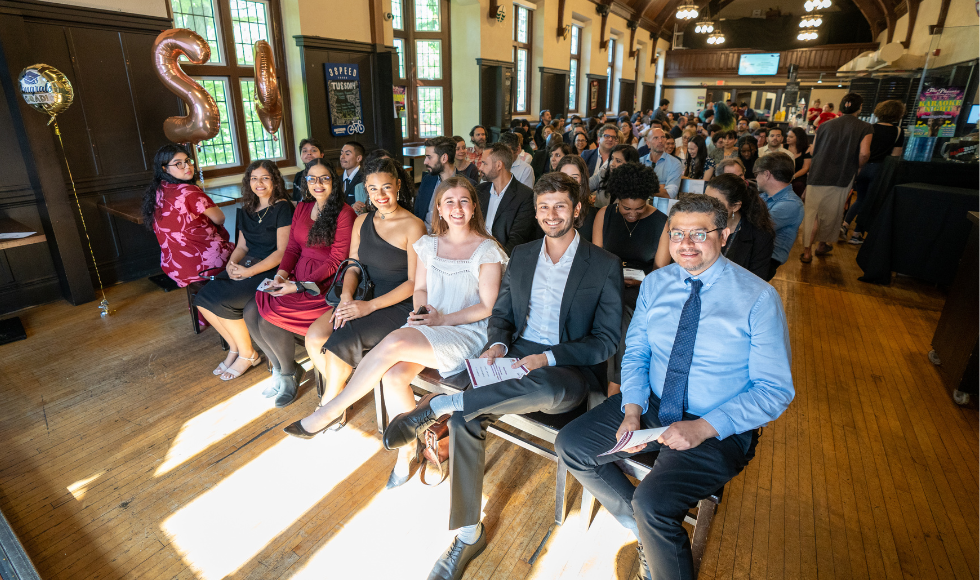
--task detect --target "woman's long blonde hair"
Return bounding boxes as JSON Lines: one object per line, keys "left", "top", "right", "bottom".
{"left": 430, "top": 176, "right": 495, "bottom": 240}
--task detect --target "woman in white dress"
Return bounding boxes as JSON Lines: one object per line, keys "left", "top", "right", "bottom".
{"left": 284, "top": 178, "right": 508, "bottom": 474}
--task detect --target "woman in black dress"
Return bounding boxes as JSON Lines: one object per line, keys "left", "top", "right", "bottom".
{"left": 786, "top": 127, "right": 811, "bottom": 197}
{"left": 555, "top": 154, "right": 598, "bottom": 240}
{"left": 703, "top": 173, "right": 775, "bottom": 280}
{"left": 298, "top": 157, "right": 427, "bottom": 421}
{"left": 592, "top": 162, "right": 668, "bottom": 394}
{"left": 194, "top": 160, "right": 294, "bottom": 381}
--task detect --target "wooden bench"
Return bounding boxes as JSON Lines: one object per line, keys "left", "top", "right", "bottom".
{"left": 580, "top": 452, "right": 723, "bottom": 579}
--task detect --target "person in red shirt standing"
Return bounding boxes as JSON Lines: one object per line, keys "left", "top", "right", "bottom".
{"left": 142, "top": 144, "right": 234, "bottom": 287}
{"left": 806, "top": 98, "right": 823, "bottom": 126}
{"left": 814, "top": 102, "right": 840, "bottom": 128}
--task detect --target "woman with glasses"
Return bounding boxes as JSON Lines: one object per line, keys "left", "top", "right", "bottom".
{"left": 141, "top": 144, "right": 234, "bottom": 288}
{"left": 193, "top": 160, "right": 294, "bottom": 381}
{"left": 244, "top": 158, "right": 356, "bottom": 407}
{"left": 592, "top": 162, "right": 668, "bottom": 395}
{"left": 572, "top": 129, "right": 592, "bottom": 155}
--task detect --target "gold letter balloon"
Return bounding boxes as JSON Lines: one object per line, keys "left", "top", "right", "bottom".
{"left": 253, "top": 40, "right": 282, "bottom": 136}
{"left": 18, "top": 64, "right": 74, "bottom": 125}
{"left": 152, "top": 28, "right": 220, "bottom": 144}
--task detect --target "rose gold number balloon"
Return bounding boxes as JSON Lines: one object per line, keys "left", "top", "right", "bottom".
{"left": 152, "top": 29, "right": 220, "bottom": 144}
{"left": 253, "top": 40, "right": 282, "bottom": 136}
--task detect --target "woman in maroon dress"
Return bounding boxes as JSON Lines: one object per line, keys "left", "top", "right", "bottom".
{"left": 141, "top": 144, "right": 234, "bottom": 287}
{"left": 244, "top": 158, "right": 356, "bottom": 407}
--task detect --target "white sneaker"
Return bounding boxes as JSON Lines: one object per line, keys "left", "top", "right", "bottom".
{"left": 848, "top": 234, "right": 864, "bottom": 245}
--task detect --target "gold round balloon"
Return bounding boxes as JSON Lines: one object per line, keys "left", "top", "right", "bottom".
{"left": 18, "top": 64, "right": 74, "bottom": 125}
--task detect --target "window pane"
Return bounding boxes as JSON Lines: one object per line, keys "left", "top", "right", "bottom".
{"left": 568, "top": 59, "right": 577, "bottom": 109}
{"left": 517, "top": 6, "right": 528, "bottom": 44}
{"left": 606, "top": 66, "right": 612, "bottom": 110}
{"left": 570, "top": 26, "right": 579, "bottom": 56}
{"left": 196, "top": 78, "right": 237, "bottom": 167}
{"left": 415, "top": 0, "right": 440, "bottom": 31}
{"left": 416, "top": 40, "right": 442, "bottom": 80}
{"left": 391, "top": 0, "right": 404, "bottom": 30}
{"left": 418, "top": 86, "right": 443, "bottom": 138}
{"left": 393, "top": 39, "right": 406, "bottom": 79}
{"left": 401, "top": 115, "right": 408, "bottom": 139}
{"left": 229, "top": 0, "right": 270, "bottom": 66}
{"left": 608, "top": 40, "right": 614, "bottom": 64}
{"left": 515, "top": 49, "right": 528, "bottom": 112}
{"left": 240, "top": 79, "right": 283, "bottom": 161}
{"left": 171, "top": 0, "right": 221, "bottom": 63}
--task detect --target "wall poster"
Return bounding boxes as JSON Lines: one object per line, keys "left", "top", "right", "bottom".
{"left": 913, "top": 86, "right": 964, "bottom": 137}
{"left": 324, "top": 63, "right": 365, "bottom": 136}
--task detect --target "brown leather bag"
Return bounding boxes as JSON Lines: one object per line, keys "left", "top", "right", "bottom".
{"left": 419, "top": 417, "right": 450, "bottom": 486}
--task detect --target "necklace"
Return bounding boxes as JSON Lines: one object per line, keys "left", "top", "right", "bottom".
{"left": 378, "top": 207, "right": 397, "bottom": 220}
{"left": 621, "top": 211, "right": 640, "bottom": 238}
{"left": 256, "top": 204, "right": 272, "bottom": 223}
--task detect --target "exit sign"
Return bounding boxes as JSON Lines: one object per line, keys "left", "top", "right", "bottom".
{"left": 716, "top": 80, "right": 725, "bottom": 85}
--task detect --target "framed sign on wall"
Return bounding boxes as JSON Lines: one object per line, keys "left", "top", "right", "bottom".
{"left": 324, "top": 63, "right": 366, "bottom": 136}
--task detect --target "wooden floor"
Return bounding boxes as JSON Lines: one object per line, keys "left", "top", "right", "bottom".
{"left": 0, "top": 232, "right": 976, "bottom": 580}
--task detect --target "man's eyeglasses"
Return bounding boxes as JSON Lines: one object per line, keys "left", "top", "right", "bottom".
{"left": 168, "top": 159, "right": 195, "bottom": 169}
{"left": 305, "top": 175, "right": 332, "bottom": 185}
{"left": 668, "top": 228, "right": 723, "bottom": 243}
{"left": 601, "top": 133, "right": 619, "bottom": 140}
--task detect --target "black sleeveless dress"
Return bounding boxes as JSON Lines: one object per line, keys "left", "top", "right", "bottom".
{"left": 602, "top": 203, "right": 667, "bottom": 384}
{"left": 322, "top": 214, "right": 414, "bottom": 366}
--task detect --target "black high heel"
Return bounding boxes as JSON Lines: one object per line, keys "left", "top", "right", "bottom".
{"left": 283, "top": 407, "right": 349, "bottom": 439}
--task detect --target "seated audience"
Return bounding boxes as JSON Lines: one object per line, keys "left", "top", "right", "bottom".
{"left": 684, "top": 135, "right": 714, "bottom": 181}
{"left": 339, "top": 141, "right": 366, "bottom": 212}
{"left": 640, "top": 128, "right": 684, "bottom": 198}
{"left": 758, "top": 127, "right": 792, "bottom": 159}
{"left": 582, "top": 124, "right": 622, "bottom": 176}
{"left": 534, "top": 109, "right": 553, "bottom": 149}
{"left": 620, "top": 118, "right": 638, "bottom": 146}
{"left": 736, "top": 118, "right": 750, "bottom": 140}
{"left": 710, "top": 130, "right": 738, "bottom": 166}
{"left": 705, "top": 124, "right": 721, "bottom": 155}
{"left": 737, "top": 136, "right": 760, "bottom": 176}
{"left": 590, "top": 144, "right": 640, "bottom": 207}
{"left": 555, "top": 154, "right": 598, "bottom": 237}
{"left": 717, "top": 157, "right": 747, "bottom": 179}
{"left": 288, "top": 178, "right": 508, "bottom": 487}
{"left": 292, "top": 138, "right": 324, "bottom": 202}
{"left": 498, "top": 132, "right": 535, "bottom": 189}
{"left": 511, "top": 130, "right": 534, "bottom": 164}
{"left": 703, "top": 174, "right": 775, "bottom": 280}
{"left": 664, "top": 136, "right": 680, "bottom": 161}
{"left": 712, "top": 101, "right": 737, "bottom": 132}
{"left": 753, "top": 153, "right": 804, "bottom": 281}
{"left": 755, "top": 128, "right": 769, "bottom": 150}
{"left": 244, "top": 158, "right": 356, "bottom": 407}
{"left": 194, "top": 160, "right": 294, "bottom": 381}
{"left": 476, "top": 143, "right": 538, "bottom": 255}
{"left": 748, "top": 120, "right": 761, "bottom": 133}
{"left": 786, "top": 127, "right": 811, "bottom": 197}
{"left": 415, "top": 136, "right": 470, "bottom": 231}
{"left": 362, "top": 149, "right": 414, "bottom": 212}
{"left": 297, "top": 158, "right": 426, "bottom": 430}
{"left": 453, "top": 135, "right": 481, "bottom": 182}
{"left": 532, "top": 136, "right": 573, "bottom": 180}
{"left": 143, "top": 144, "right": 233, "bottom": 288}
{"left": 592, "top": 162, "right": 668, "bottom": 394}
{"left": 556, "top": 194, "right": 794, "bottom": 580}
{"left": 383, "top": 172, "right": 623, "bottom": 580}
{"left": 670, "top": 115, "right": 687, "bottom": 139}
{"left": 842, "top": 99, "right": 906, "bottom": 244}
{"left": 470, "top": 124, "right": 490, "bottom": 152}
{"left": 564, "top": 115, "right": 585, "bottom": 145}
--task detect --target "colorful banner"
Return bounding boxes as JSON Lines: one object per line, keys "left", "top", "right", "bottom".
{"left": 324, "top": 63, "right": 365, "bottom": 136}
{"left": 912, "top": 86, "right": 964, "bottom": 137}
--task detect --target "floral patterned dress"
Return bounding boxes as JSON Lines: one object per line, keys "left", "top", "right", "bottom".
{"left": 152, "top": 182, "right": 234, "bottom": 287}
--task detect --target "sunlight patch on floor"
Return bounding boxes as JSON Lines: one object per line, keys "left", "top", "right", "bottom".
{"left": 154, "top": 376, "right": 280, "bottom": 477}
{"left": 161, "top": 424, "right": 379, "bottom": 580}
{"left": 67, "top": 471, "right": 104, "bottom": 501}
{"left": 526, "top": 503, "right": 638, "bottom": 580}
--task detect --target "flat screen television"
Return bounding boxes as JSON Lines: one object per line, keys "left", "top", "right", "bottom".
{"left": 738, "top": 53, "right": 780, "bottom": 76}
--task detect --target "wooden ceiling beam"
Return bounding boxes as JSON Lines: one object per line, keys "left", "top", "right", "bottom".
{"left": 901, "top": 0, "right": 920, "bottom": 48}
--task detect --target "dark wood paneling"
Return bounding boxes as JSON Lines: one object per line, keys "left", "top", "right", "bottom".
{"left": 478, "top": 58, "right": 514, "bottom": 143}
{"left": 664, "top": 43, "right": 879, "bottom": 79}
{"left": 586, "top": 73, "right": 608, "bottom": 116}
{"left": 640, "top": 82, "right": 656, "bottom": 113}
{"left": 618, "top": 79, "right": 636, "bottom": 114}
{"left": 539, "top": 67, "right": 569, "bottom": 121}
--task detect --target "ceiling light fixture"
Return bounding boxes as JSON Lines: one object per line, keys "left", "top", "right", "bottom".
{"left": 707, "top": 30, "right": 726, "bottom": 44}
{"left": 797, "top": 30, "right": 818, "bottom": 40}
{"left": 695, "top": 19, "right": 715, "bottom": 34}
{"left": 799, "top": 14, "right": 823, "bottom": 28}
{"left": 676, "top": 4, "right": 699, "bottom": 20}
{"left": 804, "top": 0, "right": 831, "bottom": 11}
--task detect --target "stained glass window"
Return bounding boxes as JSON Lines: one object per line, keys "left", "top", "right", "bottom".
{"left": 394, "top": 39, "right": 406, "bottom": 79}
{"left": 391, "top": 0, "right": 404, "bottom": 30}
{"left": 414, "top": 0, "right": 440, "bottom": 31}
{"left": 416, "top": 40, "right": 442, "bottom": 80}
{"left": 229, "top": 0, "right": 270, "bottom": 66}
{"left": 171, "top": 0, "right": 222, "bottom": 63}
{"left": 240, "top": 79, "right": 283, "bottom": 161}
{"left": 418, "top": 87, "right": 443, "bottom": 138}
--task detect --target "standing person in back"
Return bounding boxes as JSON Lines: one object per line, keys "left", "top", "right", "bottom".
{"left": 339, "top": 141, "right": 366, "bottom": 212}
{"left": 475, "top": 143, "right": 538, "bottom": 255}
{"left": 786, "top": 127, "right": 812, "bottom": 197}
{"left": 753, "top": 154, "right": 804, "bottom": 280}
{"left": 800, "top": 93, "right": 872, "bottom": 263}
{"left": 582, "top": 124, "right": 622, "bottom": 176}
{"left": 415, "top": 136, "right": 474, "bottom": 232}
{"left": 292, "top": 138, "right": 324, "bottom": 202}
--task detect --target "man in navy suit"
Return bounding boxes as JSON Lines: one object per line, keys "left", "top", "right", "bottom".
{"left": 414, "top": 136, "right": 474, "bottom": 231}
{"left": 581, "top": 124, "right": 621, "bottom": 177}
{"left": 338, "top": 141, "right": 365, "bottom": 210}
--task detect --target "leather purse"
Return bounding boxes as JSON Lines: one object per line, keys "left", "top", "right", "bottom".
{"left": 325, "top": 258, "right": 374, "bottom": 307}
{"left": 419, "top": 418, "right": 450, "bottom": 486}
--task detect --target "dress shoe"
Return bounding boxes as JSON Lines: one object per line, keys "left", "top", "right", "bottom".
{"left": 632, "top": 543, "right": 652, "bottom": 580}
{"left": 383, "top": 393, "right": 444, "bottom": 450}
{"left": 274, "top": 367, "right": 305, "bottom": 408}
{"left": 261, "top": 367, "right": 281, "bottom": 398}
{"left": 283, "top": 410, "right": 348, "bottom": 439}
{"left": 426, "top": 523, "right": 485, "bottom": 580}
{"left": 385, "top": 468, "right": 411, "bottom": 490}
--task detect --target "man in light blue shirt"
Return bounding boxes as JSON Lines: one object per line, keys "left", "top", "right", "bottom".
{"left": 639, "top": 128, "right": 683, "bottom": 199}
{"left": 753, "top": 153, "right": 804, "bottom": 280}
{"left": 556, "top": 194, "right": 794, "bottom": 580}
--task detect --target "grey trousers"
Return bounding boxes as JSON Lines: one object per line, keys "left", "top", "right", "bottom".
{"left": 447, "top": 338, "right": 590, "bottom": 529}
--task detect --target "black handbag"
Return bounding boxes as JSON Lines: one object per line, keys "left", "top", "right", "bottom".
{"left": 325, "top": 258, "right": 374, "bottom": 307}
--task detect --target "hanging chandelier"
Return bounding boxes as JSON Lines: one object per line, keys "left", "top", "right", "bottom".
{"left": 804, "top": 0, "right": 831, "bottom": 11}
{"left": 675, "top": 4, "right": 699, "bottom": 20}
{"left": 797, "top": 30, "right": 818, "bottom": 40}
{"left": 706, "top": 30, "right": 726, "bottom": 44}
{"left": 695, "top": 18, "right": 714, "bottom": 33}
{"left": 799, "top": 14, "right": 823, "bottom": 27}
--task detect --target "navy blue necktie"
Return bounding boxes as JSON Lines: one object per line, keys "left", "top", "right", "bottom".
{"left": 659, "top": 278, "right": 703, "bottom": 426}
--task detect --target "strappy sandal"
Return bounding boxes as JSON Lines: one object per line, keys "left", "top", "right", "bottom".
{"left": 213, "top": 351, "right": 238, "bottom": 375}
{"left": 221, "top": 352, "right": 263, "bottom": 381}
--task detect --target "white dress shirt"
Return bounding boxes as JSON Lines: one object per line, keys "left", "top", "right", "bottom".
{"left": 484, "top": 176, "right": 513, "bottom": 235}
{"left": 511, "top": 159, "right": 535, "bottom": 189}
{"left": 497, "top": 232, "right": 580, "bottom": 366}
{"left": 342, "top": 166, "right": 360, "bottom": 192}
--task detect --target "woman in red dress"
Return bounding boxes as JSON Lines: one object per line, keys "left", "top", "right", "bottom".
{"left": 244, "top": 158, "right": 356, "bottom": 407}
{"left": 142, "top": 144, "right": 234, "bottom": 287}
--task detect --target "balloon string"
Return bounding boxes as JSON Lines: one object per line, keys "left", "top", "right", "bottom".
{"left": 53, "top": 119, "right": 111, "bottom": 317}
